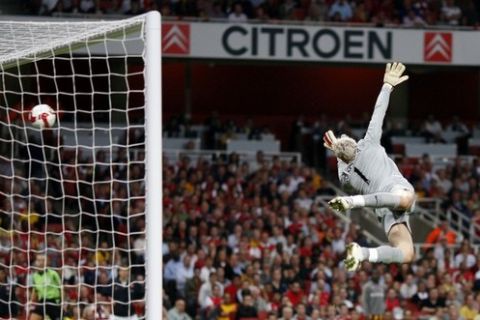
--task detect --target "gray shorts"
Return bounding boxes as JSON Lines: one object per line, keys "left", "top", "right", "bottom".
{"left": 375, "top": 207, "right": 411, "bottom": 235}
{"left": 376, "top": 182, "right": 415, "bottom": 235}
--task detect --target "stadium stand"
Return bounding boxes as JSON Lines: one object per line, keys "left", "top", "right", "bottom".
{"left": 22, "top": 0, "right": 480, "bottom": 27}
{"left": 4, "top": 111, "right": 480, "bottom": 319}
{"left": 0, "top": 132, "right": 147, "bottom": 319}
{"left": 159, "top": 114, "right": 480, "bottom": 319}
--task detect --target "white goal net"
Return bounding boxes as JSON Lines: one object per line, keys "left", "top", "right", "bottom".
{"left": 0, "top": 13, "right": 161, "bottom": 320}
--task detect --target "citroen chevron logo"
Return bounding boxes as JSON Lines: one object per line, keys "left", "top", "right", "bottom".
{"left": 425, "top": 34, "right": 450, "bottom": 59}
{"left": 162, "top": 24, "right": 190, "bottom": 55}
{"left": 424, "top": 32, "right": 452, "bottom": 63}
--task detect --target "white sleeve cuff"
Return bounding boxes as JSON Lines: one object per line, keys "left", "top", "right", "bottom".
{"left": 382, "top": 83, "right": 393, "bottom": 91}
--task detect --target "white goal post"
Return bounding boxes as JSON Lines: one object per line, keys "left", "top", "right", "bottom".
{"left": 0, "top": 11, "right": 162, "bottom": 320}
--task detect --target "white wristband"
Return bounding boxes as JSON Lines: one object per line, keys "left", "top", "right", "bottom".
{"left": 383, "top": 83, "right": 393, "bottom": 91}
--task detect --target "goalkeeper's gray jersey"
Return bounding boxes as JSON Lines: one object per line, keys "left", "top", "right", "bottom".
{"left": 337, "top": 85, "right": 413, "bottom": 195}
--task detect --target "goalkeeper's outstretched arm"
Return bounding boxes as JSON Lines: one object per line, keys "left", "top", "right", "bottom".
{"left": 364, "top": 62, "right": 409, "bottom": 144}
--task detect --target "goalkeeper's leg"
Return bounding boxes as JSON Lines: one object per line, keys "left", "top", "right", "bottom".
{"left": 345, "top": 221, "right": 414, "bottom": 271}
{"left": 345, "top": 208, "right": 415, "bottom": 271}
{"left": 329, "top": 188, "right": 415, "bottom": 212}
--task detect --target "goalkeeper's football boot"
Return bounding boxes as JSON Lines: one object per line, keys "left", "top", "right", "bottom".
{"left": 344, "top": 242, "right": 363, "bottom": 272}
{"left": 328, "top": 197, "right": 353, "bottom": 212}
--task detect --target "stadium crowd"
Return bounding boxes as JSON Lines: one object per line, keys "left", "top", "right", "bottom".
{"left": 0, "top": 128, "right": 147, "bottom": 319}
{"left": 161, "top": 149, "right": 480, "bottom": 320}
{"left": 0, "top": 109, "right": 478, "bottom": 319}
{"left": 159, "top": 114, "right": 480, "bottom": 319}
{"left": 26, "top": 0, "right": 480, "bottom": 27}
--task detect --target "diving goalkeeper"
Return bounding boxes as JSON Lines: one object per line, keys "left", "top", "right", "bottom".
{"left": 324, "top": 62, "right": 416, "bottom": 272}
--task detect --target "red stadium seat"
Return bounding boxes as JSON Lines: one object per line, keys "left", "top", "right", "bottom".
{"left": 293, "top": 9, "right": 306, "bottom": 20}
{"left": 392, "top": 144, "right": 405, "bottom": 155}
{"left": 259, "top": 312, "right": 269, "bottom": 319}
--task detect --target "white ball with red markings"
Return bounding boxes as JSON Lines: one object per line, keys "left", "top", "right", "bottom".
{"left": 29, "top": 104, "right": 56, "bottom": 129}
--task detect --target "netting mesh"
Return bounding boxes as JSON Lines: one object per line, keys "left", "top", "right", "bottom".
{"left": 0, "top": 17, "right": 147, "bottom": 320}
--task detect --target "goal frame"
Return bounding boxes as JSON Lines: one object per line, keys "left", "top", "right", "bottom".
{"left": 0, "top": 11, "right": 163, "bottom": 318}
{"left": 144, "top": 11, "right": 163, "bottom": 319}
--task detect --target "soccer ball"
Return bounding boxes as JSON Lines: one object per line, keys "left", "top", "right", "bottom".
{"left": 29, "top": 104, "right": 56, "bottom": 129}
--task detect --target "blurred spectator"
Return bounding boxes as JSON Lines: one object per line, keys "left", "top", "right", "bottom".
{"left": 279, "top": 0, "right": 297, "bottom": 19}
{"left": 454, "top": 242, "right": 476, "bottom": 268}
{"left": 204, "top": 284, "right": 223, "bottom": 318}
{"left": 306, "top": 0, "right": 327, "bottom": 21}
{"left": 228, "top": 3, "right": 248, "bottom": 22}
{"left": 184, "top": 266, "right": 202, "bottom": 316}
{"left": 38, "top": 0, "right": 60, "bottom": 15}
{"left": 125, "top": 0, "right": 146, "bottom": 15}
{"left": 279, "top": 305, "right": 294, "bottom": 320}
{"left": 425, "top": 220, "right": 457, "bottom": 246}
{"left": 176, "top": 255, "right": 195, "bottom": 296}
{"left": 441, "top": 0, "right": 463, "bottom": 25}
{"left": 422, "top": 115, "right": 445, "bottom": 143}
{"left": 81, "top": 304, "right": 96, "bottom": 320}
{"left": 290, "top": 115, "right": 306, "bottom": 154}
{"left": 109, "top": 266, "right": 145, "bottom": 319}
{"left": 200, "top": 257, "right": 216, "bottom": 283}
{"left": 198, "top": 272, "right": 224, "bottom": 309}
{"left": 435, "top": 168, "right": 453, "bottom": 194}
{"left": 0, "top": 267, "right": 17, "bottom": 319}
{"left": 447, "top": 116, "right": 470, "bottom": 135}
{"left": 294, "top": 303, "right": 310, "bottom": 320}
{"left": 285, "top": 281, "right": 304, "bottom": 305}
{"left": 235, "top": 292, "right": 258, "bottom": 319}
{"left": 459, "top": 0, "right": 478, "bottom": 25}
{"left": 168, "top": 299, "right": 193, "bottom": 320}
{"left": 412, "top": 280, "right": 429, "bottom": 308}
{"left": 252, "top": 287, "right": 269, "bottom": 312}
{"left": 28, "top": 254, "right": 62, "bottom": 320}
{"left": 399, "top": 273, "right": 417, "bottom": 300}
{"left": 328, "top": 0, "right": 352, "bottom": 21}
{"left": 421, "top": 288, "right": 446, "bottom": 315}
{"left": 219, "top": 292, "right": 237, "bottom": 320}
{"left": 310, "top": 118, "right": 328, "bottom": 170}
{"left": 79, "top": 0, "right": 97, "bottom": 13}
{"left": 402, "top": 9, "right": 427, "bottom": 27}
{"left": 255, "top": 6, "right": 270, "bottom": 21}
{"left": 447, "top": 116, "right": 471, "bottom": 154}
{"left": 361, "top": 269, "right": 386, "bottom": 317}
{"left": 385, "top": 288, "right": 401, "bottom": 312}
{"left": 447, "top": 304, "right": 465, "bottom": 320}
{"left": 460, "top": 293, "right": 478, "bottom": 320}
{"left": 164, "top": 252, "right": 182, "bottom": 302}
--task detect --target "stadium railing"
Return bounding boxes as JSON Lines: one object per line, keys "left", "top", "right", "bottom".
{"left": 226, "top": 139, "right": 281, "bottom": 153}
{"left": 446, "top": 207, "right": 480, "bottom": 244}
{"left": 415, "top": 199, "right": 480, "bottom": 244}
{"left": 414, "top": 243, "right": 480, "bottom": 259}
{"left": 163, "top": 148, "right": 302, "bottom": 167}
{"left": 404, "top": 144, "right": 457, "bottom": 158}
{"left": 164, "top": 137, "right": 202, "bottom": 150}
{"left": 416, "top": 198, "right": 443, "bottom": 215}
